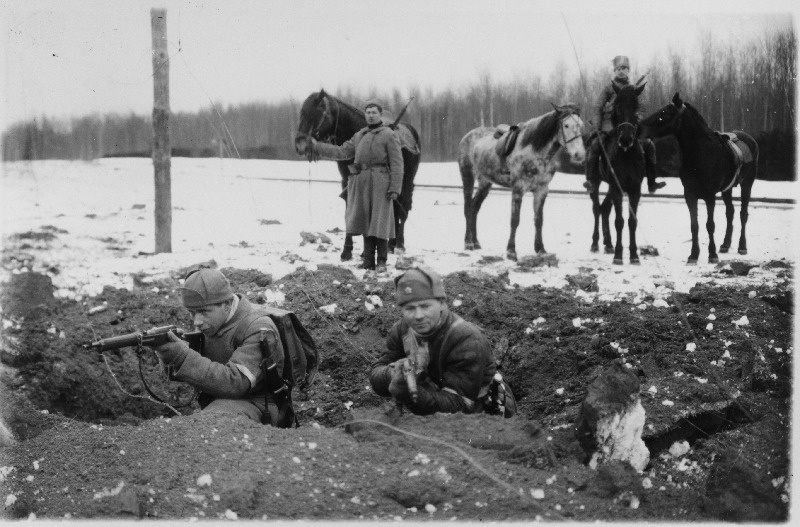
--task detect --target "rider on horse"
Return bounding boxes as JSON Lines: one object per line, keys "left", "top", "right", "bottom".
{"left": 584, "top": 55, "right": 666, "bottom": 194}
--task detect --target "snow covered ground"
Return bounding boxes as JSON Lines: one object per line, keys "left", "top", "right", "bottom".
{"left": 1, "top": 158, "right": 796, "bottom": 303}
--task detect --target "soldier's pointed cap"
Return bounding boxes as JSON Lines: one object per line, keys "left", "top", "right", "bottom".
{"left": 177, "top": 267, "right": 234, "bottom": 308}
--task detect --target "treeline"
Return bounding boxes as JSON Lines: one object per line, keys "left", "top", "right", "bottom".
{"left": 3, "top": 28, "right": 795, "bottom": 180}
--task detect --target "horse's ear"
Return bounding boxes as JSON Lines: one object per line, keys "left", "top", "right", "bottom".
{"left": 672, "top": 92, "right": 683, "bottom": 107}
{"left": 635, "top": 83, "right": 646, "bottom": 96}
{"left": 551, "top": 102, "right": 562, "bottom": 113}
{"left": 318, "top": 89, "right": 327, "bottom": 101}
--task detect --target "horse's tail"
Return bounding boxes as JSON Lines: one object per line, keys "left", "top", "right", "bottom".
{"left": 458, "top": 134, "right": 476, "bottom": 217}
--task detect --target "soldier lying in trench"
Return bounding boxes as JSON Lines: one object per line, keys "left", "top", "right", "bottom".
{"left": 370, "top": 265, "right": 516, "bottom": 417}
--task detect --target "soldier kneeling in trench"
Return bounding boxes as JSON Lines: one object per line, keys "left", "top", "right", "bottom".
{"left": 152, "top": 267, "right": 285, "bottom": 423}
{"left": 370, "top": 265, "right": 516, "bottom": 416}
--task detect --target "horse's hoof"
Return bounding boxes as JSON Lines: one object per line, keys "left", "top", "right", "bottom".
{"left": 465, "top": 243, "right": 475, "bottom": 251}
{"left": 738, "top": 249, "right": 748, "bottom": 255}
{"left": 687, "top": 259, "right": 698, "bottom": 265}
{"left": 590, "top": 245, "right": 599, "bottom": 253}
{"left": 340, "top": 251, "right": 353, "bottom": 262}
{"left": 719, "top": 247, "right": 730, "bottom": 254}
{"left": 604, "top": 246, "right": 614, "bottom": 255}
{"left": 630, "top": 258, "right": 641, "bottom": 265}
{"left": 474, "top": 242, "right": 482, "bottom": 250}
{"left": 507, "top": 252, "right": 518, "bottom": 261}
{"left": 394, "top": 248, "right": 405, "bottom": 256}
{"left": 709, "top": 256, "right": 719, "bottom": 264}
{"left": 613, "top": 258, "right": 623, "bottom": 265}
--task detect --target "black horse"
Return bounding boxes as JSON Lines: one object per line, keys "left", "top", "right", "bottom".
{"left": 294, "top": 90, "right": 421, "bottom": 260}
{"left": 641, "top": 92, "right": 758, "bottom": 264}
{"left": 590, "top": 83, "right": 647, "bottom": 264}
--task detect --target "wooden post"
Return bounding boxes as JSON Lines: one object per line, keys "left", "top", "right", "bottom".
{"left": 151, "top": 8, "right": 171, "bottom": 253}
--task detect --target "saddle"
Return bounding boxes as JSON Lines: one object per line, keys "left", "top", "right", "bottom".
{"left": 494, "top": 124, "right": 521, "bottom": 171}
{"left": 715, "top": 131, "right": 754, "bottom": 192}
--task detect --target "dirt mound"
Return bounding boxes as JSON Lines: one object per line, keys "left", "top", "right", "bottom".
{"left": 0, "top": 265, "right": 792, "bottom": 521}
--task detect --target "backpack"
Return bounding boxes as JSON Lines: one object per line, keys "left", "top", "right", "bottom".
{"left": 234, "top": 305, "right": 319, "bottom": 427}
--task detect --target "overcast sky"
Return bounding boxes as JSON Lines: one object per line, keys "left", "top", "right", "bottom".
{"left": 2, "top": 0, "right": 796, "bottom": 127}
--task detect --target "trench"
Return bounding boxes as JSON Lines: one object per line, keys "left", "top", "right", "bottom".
{"left": 643, "top": 403, "right": 754, "bottom": 455}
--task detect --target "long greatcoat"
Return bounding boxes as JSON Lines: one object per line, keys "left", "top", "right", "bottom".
{"left": 314, "top": 124, "right": 403, "bottom": 239}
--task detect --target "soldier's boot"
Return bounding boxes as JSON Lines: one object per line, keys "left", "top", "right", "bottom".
{"left": 376, "top": 239, "right": 389, "bottom": 274}
{"left": 362, "top": 237, "right": 377, "bottom": 270}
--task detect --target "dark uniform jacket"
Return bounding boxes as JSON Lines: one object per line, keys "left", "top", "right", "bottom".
{"left": 369, "top": 310, "right": 496, "bottom": 415}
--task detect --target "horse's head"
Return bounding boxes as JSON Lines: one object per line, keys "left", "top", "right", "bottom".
{"left": 611, "top": 83, "right": 645, "bottom": 151}
{"left": 295, "top": 90, "right": 334, "bottom": 156}
{"left": 640, "top": 92, "right": 685, "bottom": 139}
{"left": 554, "top": 104, "right": 586, "bottom": 166}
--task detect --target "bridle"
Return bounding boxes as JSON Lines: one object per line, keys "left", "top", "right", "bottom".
{"left": 557, "top": 113, "right": 584, "bottom": 149}
{"left": 302, "top": 95, "right": 341, "bottom": 144}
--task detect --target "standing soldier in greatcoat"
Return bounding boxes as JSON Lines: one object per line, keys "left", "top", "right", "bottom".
{"left": 309, "top": 100, "right": 403, "bottom": 274}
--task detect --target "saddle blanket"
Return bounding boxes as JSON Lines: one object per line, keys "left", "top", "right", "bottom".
{"left": 716, "top": 132, "right": 753, "bottom": 192}
{"left": 493, "top": 124, "right": 521, "bottom": 160}
{"left": 718, "top": 132, "right": 754, "bottom": 164}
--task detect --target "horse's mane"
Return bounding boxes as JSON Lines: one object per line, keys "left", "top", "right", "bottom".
{"left": 682, "top": 102, "right": 711, "bottom": 130}
{"left": 326, "top": 94, "right": 365, "bottom": 120}
{"left": 613, "top": 85, "right": 641, "bottom": 125}
{"left": 521, "top": 104, "right": 581, "bottom": 151}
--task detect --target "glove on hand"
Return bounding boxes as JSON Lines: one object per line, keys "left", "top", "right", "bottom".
{"left": 154, "top": 331, "right": 191, "bottom": 365}
{"left": 386, "top": 191, "right": 399, "bottom": 201}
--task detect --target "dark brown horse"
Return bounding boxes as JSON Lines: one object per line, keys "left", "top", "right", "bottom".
{"left": 641, "top": 92, "right": 758, "bottom": 264}
{"left": 590, "top": 83, "right": 647, "bottom": 264}
{"left": 294, "top": 90, "right": 421, "bottom": 260}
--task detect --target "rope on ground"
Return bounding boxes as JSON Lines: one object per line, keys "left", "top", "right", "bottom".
{"left": 344, "top": 418, "right": 563, "bottom": 519}
{"left": 100, "top": 354, "right": 182, "bottom": 417}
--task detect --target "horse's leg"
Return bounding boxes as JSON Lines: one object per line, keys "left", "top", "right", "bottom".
{"left": 506, "top": 186, "right": 525, "bottom": 260}
{"left": 628, "top": 191, "right": 641, "bottom": 264}
{"left": 532, "top": 188, "right": 549, "bottom": 255}
{"left": 470, "top": 180, "right": 493, "bottom": 251}
{"left": 705, "top": 198, "right": 718, "bottom": 263}
{"left": 341, "top": 234, "right": 354, "bottom": 261}
{"left": 719, "top": 189, "right": 734, "bottom": 253}
{"left": 590, "top": 189, "right": 601, "bottom": 252}
{"left": 685, "top": 193, "right": 700, "bottom": 264}
{"left": 738, "top": 175, "right": 754, "bottom": 255}
{"left": 600, "top": 194, "right": 614, "bottom": 254}
{"left": 612, "top": 193, "right": 625, "bottom": 265}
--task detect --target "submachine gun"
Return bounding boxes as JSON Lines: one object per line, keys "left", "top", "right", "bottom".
{"left": 83, "top": 325, "right": 204, "bottom": 354}
{"left": 83, "top": 325, "right": 204, "bottom": 404}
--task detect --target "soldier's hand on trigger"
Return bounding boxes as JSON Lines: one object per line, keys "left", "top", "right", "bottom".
{"left": 388, "top": 359, "right": 408, "bottom": 398}
{"left": 153, "top": 331, "right": 191, "bottom": 364}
